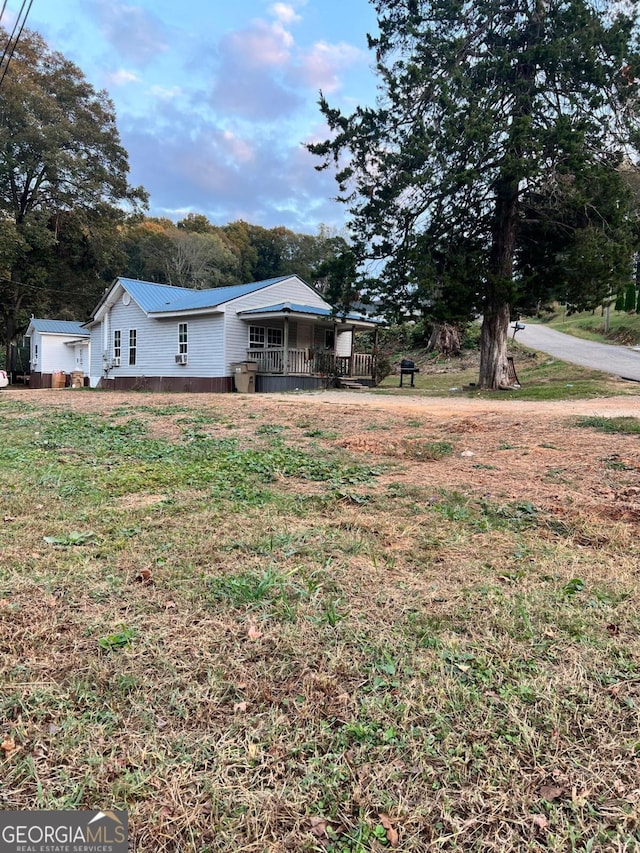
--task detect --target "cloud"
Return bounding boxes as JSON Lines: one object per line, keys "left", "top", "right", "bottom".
{"left": 206, "top": 8, "right": 364, "bottom": 121}
{"left": 148, "top": 85, "right": 183, "bottom": 100}
{"left": 86, "top": 0, "right": 171, "bottom": 65}
{"left": 294, "top": 40, "right": 364, "bottom": 93}
{"left": 107, "top": 69, "right": 140, "bottom": 86}
{"left": 222, "top": 19, "right": 293, "bottom": 70}
{"left": 209, "top": 18, "right": 302, "bottom": 120}
{"left": 120, "top": 110, "right": 343, "bottom": 231}
{"left": 269, "top": 3, "right": 302, "bottom": 26}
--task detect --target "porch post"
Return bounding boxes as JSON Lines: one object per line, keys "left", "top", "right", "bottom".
{"left": 348, "top": 324, "right": 354, "bottom": 377}
{"left": 283, "top": 315, "right": 289, "bottom": 375}
{"left": 334, "top": 320, "right": 338, "bottom": 375}
{"left": 373, "top": 325, "right": 379, "bottom": 383}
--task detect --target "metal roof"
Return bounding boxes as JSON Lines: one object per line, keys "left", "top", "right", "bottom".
{"left": 238, "top": 302, "right": 376, "bottom": 323}
{"left": 28, "top": 319, "right": 90, "bottom": 336}
{"left": 119, "top": 276, "right": 294, "bottom": 315}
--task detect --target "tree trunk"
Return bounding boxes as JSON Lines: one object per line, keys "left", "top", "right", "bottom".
{"left": 479, "top": 302, "right": 510, "bottom": 389}
{"left": 426, "top": 322, "right": 461, "bottom": 356}
{"left": 479, "top": 5, "right": 542, "bottom": 390}
{"left": 479, "top": 176, "right": 519, "bottom": 389}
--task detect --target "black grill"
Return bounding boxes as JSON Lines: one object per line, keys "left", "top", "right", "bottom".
{"left": 399, "top": 358, "right": 419, "bottom": 387}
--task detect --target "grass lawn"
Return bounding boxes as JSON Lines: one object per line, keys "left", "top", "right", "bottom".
{"left": 526, "top": 306, "right": 640, "bottom": 347}
{"left": 376, "top": 344, "right": 638, "bottom": 402}
{"left": 1, "top": 388, "right": 639, "bottom": 852}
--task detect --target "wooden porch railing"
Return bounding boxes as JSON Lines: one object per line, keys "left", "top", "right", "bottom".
{"left": 247, "top": 349, "right": 374, "bottom": 378}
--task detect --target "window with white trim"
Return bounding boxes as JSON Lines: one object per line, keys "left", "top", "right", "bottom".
{"left": 249, "top": 326, "right": 265, "bottom": 348}
{"left": 129, "top": 329, "right": 137, "bottom": 366}
{"left": 179, "top": 322, "right": 188, "bottom": 355}
{"left": 113, "top": 330, "right": 121, "bottom": 360}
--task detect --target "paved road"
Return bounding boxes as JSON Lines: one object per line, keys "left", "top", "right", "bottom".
{"left": 514, "top": 322, "right": 640, "bottom": 382}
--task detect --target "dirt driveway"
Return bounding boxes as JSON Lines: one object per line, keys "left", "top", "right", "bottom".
{"left": 268, "top": 388, "right": 640, "bottom": 418}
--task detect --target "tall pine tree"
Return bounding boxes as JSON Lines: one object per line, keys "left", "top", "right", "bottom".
{"left": 310, "top": 0, "right": 640, "bottom": 388}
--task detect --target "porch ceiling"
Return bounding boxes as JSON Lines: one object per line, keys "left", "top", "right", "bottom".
{"left": 236, "top": 302, "right": 377, "bottom": 330}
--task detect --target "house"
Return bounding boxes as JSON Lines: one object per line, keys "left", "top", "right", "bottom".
{"left": 84, "top": 275, "right": 379, "bottom": 392}
{"left": 25, "top": 319, "right": 91, "bottom": 388}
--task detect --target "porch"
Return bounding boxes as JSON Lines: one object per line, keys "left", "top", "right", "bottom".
{"left": 236, "top": 301, "right": 380, "bottom": 389}
{"left": 246, "top": 348, "right": 376, "bottom": 380}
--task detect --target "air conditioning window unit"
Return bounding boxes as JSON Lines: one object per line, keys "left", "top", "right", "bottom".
{"left": 111, "top": 357, "right": 121, "bottom": 367}
{"left": 175, "top": 353, "right": 188, "bottom": 365}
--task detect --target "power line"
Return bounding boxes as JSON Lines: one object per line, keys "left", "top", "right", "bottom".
{"left": 0, "top": 0, "right": 35, "bottom": 91}
{"left": 0, "top": 275, "right": 107, "bottom": 299}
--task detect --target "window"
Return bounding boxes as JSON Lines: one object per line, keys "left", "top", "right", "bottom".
{"left": 249, "top": 325, "right": 283, "bottom": 348}
{"left": 113, "top": 330, "right": 121, "bottom": 360}
{"left": 267, "top": 328, "right": 283, "bottom": 348}
{"left": 129, "top": 329, "right": 137, "bottom": 366}
{"left": 178, "top": 323, "right": 188, "bottom": 355}
{"left": 249, "top": 326, "right": 265, "bottom": 348}
{"left": 324, "top": 330, "right": 335, "bottom": 350}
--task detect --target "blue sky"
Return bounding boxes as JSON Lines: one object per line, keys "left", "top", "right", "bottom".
{"left": 17, "top": 0, "right": 379, "bottom": 234}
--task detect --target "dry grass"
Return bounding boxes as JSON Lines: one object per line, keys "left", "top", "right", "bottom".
{"left": 1, "top": 389, "right": 639, "bottom": 852}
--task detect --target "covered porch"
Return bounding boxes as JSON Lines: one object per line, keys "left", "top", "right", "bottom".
{"left": 237, "top": 302, "right": 379, "bottom": 386}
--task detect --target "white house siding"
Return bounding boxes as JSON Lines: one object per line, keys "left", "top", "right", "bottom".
{"left": 29, "top": 330, "right": 43, "bottom": 371}
{"left": 90, "top": 299, "right": 225, "bottom": 382}
{"left": 224, "top": 278, "right": 331, "bottom": 368}
{"left": 32, "top": 333, "right": 80, "bottom": 374}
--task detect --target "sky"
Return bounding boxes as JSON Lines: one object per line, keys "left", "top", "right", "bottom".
{"left": 10, "top": 0, "right": 380, "bottom": 235}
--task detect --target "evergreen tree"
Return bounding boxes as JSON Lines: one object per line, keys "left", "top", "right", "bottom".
{"left": 310, "top": 0, "right": 640, "bottom": 388}
{"left": 624, "top": 279, "right": 638, "bottom": 311}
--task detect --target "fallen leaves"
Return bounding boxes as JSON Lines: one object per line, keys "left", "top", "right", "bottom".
{"left": 135, "top": 567, "right": 153, "bottom": 583}
{"left": 531, "top": 814, "right": 549, "bottom": 831}
{"left": 247, "top": 624, "right": 263, "bottom": 641}
{"left": 1, "top": 736, "right": 19, "bottom": 758}
{"left": 539, "top": 784, "right": 565, "bottom": 802}
{"left": 379, "top": 813, "right": 399, "bottom": 848}
{"left": 308, "top": 816, "right": 330, "bottom": 839}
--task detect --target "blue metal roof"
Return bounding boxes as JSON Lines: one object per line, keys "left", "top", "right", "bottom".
{"left": 28, "top": 319, "right": 89, "bottom": 336}
{"left": 119, "top": 276, "right": 293, "bottom": 314}
{"left": 118, "top": 278, "right": 194, "bottom": 313}
{"left": 239, "top": 302, "right": 374, "bottom": 322}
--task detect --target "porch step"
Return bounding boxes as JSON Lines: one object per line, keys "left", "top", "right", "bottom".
{"left": 337, "top": 378, "right": 367, "bottom": 390}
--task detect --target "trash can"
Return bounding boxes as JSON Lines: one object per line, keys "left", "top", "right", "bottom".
{"left": 71, "top": 371, "right": 84, "bottom": 388}
{"left": 231, "top": 361, "right": 257, "bottom": 393}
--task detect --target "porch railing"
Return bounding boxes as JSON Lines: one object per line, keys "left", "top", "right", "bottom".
{"left": 247, "top": 348, "right": 374, "bottom": 378}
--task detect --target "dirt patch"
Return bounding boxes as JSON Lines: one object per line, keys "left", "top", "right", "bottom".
{"left": 5, "top": 387, "right": 639, "bottom": 527}
{"left": 115, "top": 493, "right": 168, "bottom": 510}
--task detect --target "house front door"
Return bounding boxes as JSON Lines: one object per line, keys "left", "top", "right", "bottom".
{"left": 297, "top": 322, "right": 312, "bottom": 350}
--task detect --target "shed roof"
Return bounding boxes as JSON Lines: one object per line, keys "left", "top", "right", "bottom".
{"left": 28, "top": 319, "right": 89, "bottom": 336}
